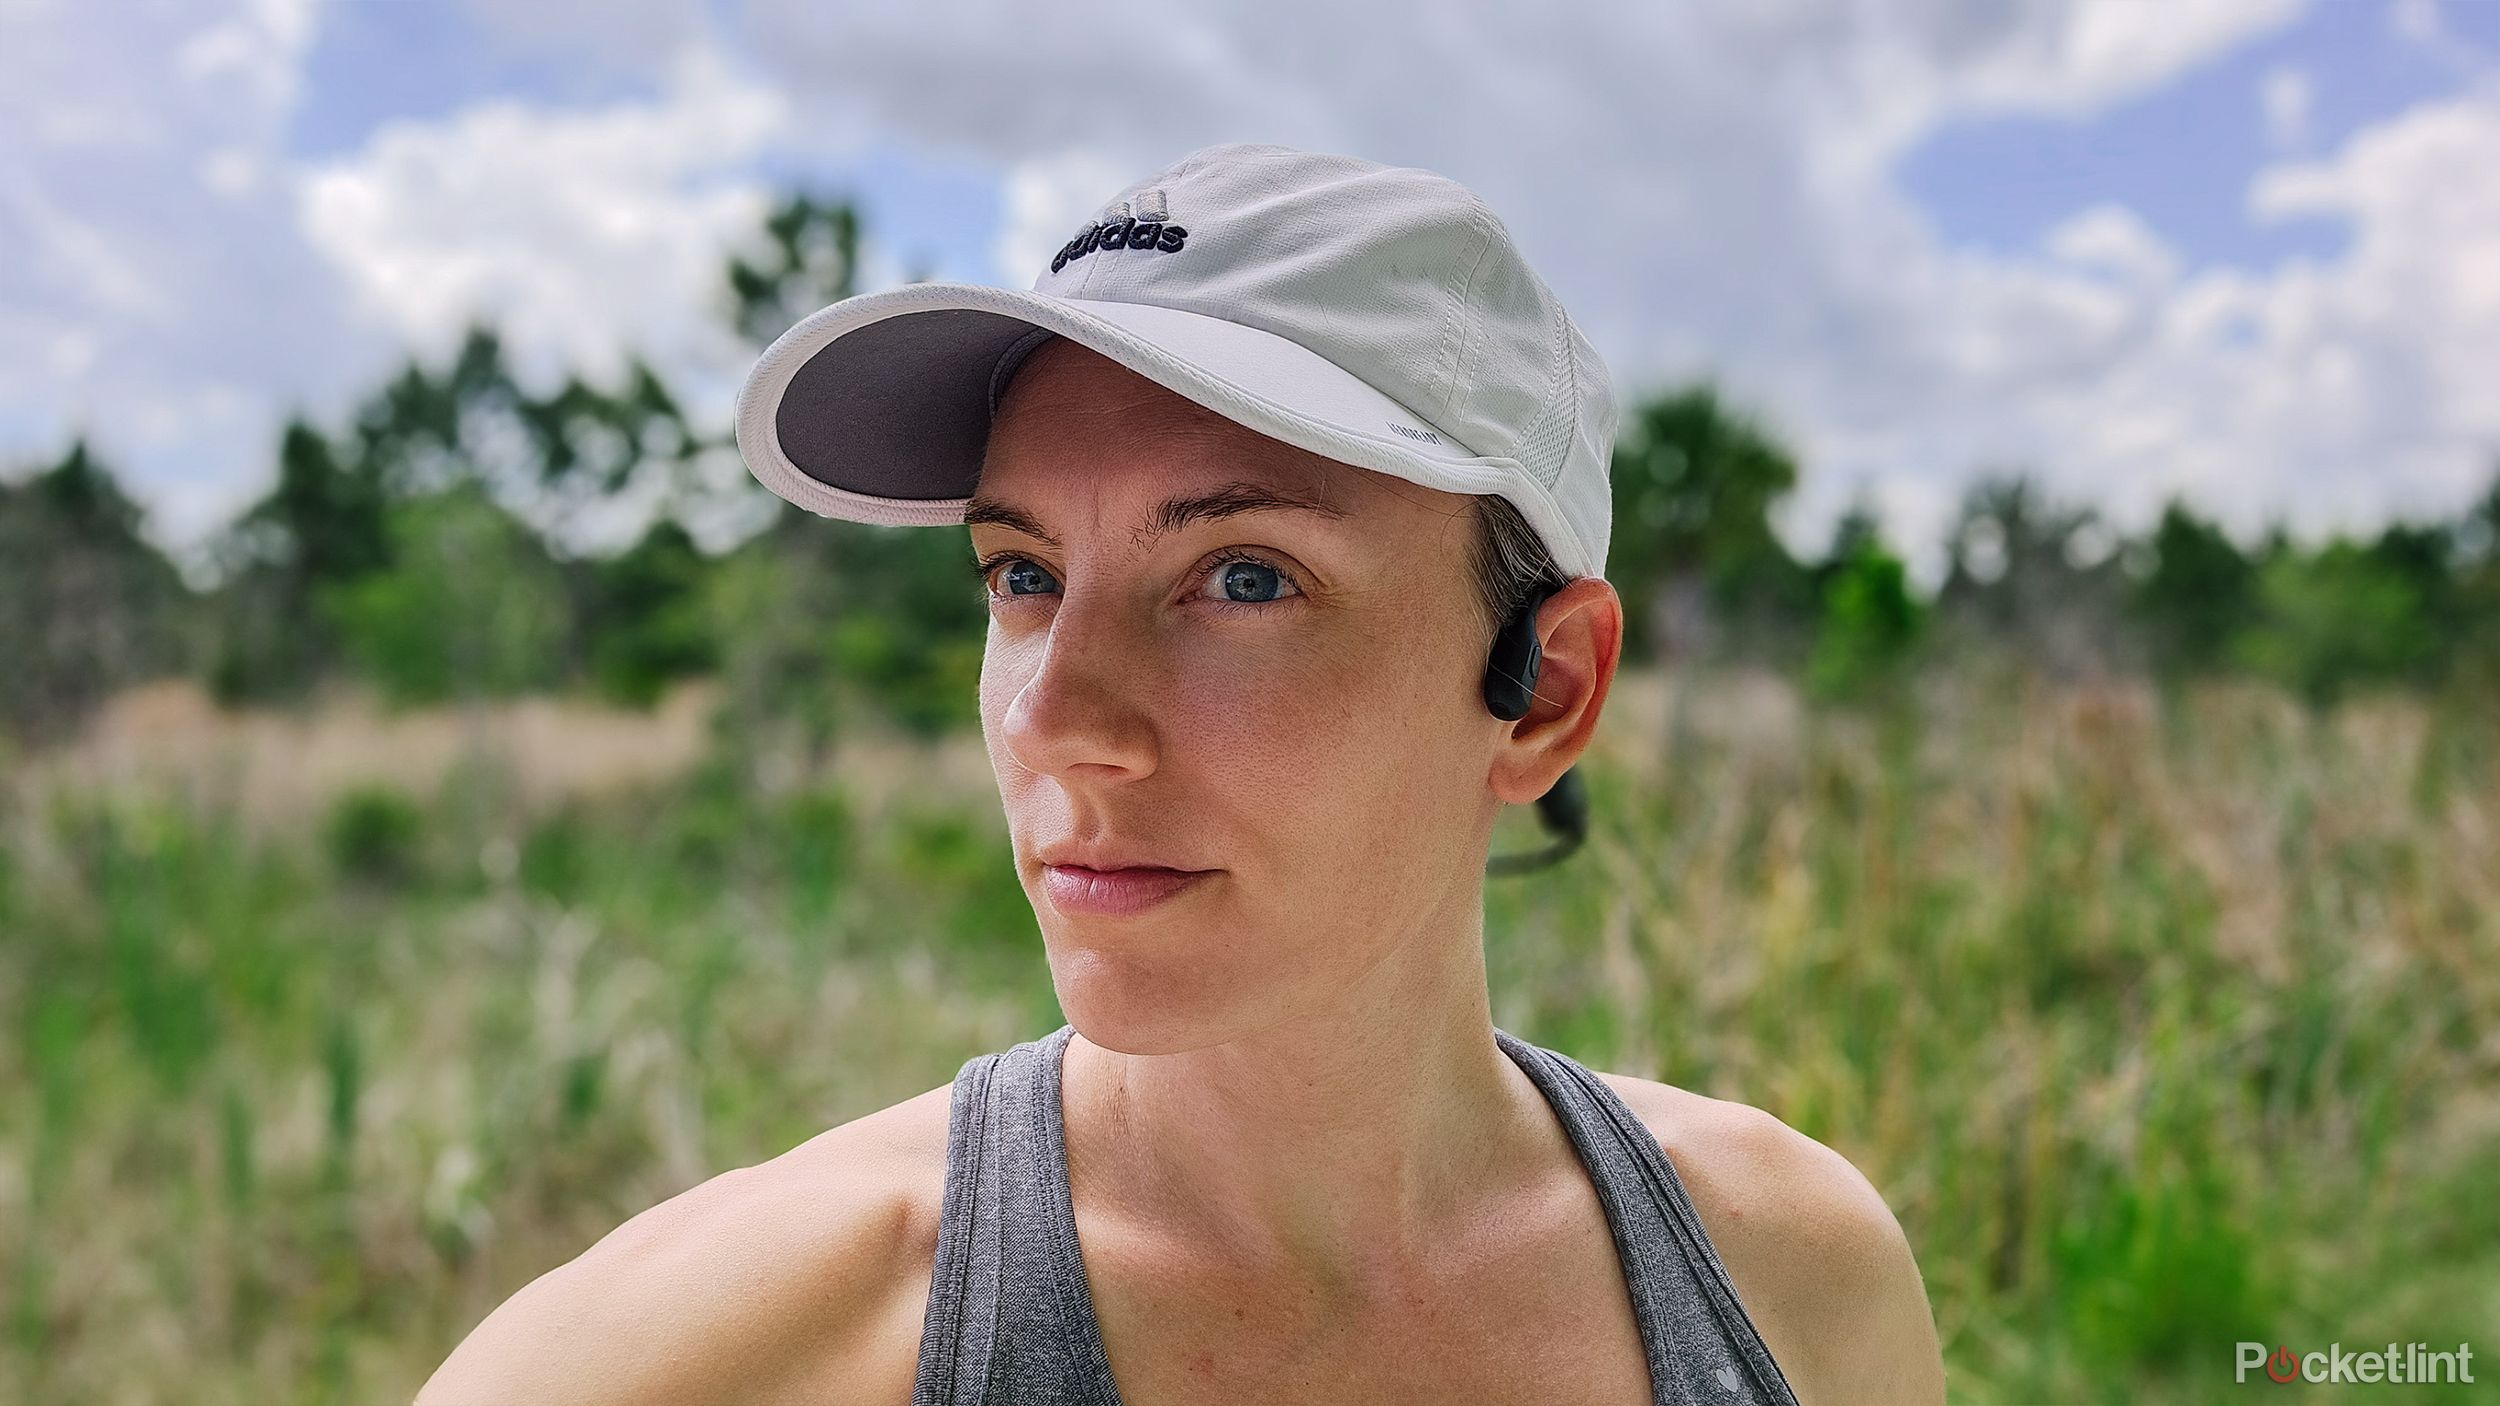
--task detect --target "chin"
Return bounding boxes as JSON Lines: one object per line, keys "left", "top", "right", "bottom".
{"left": 1044, "top": 949, "right": 1256, "bottom": 1056}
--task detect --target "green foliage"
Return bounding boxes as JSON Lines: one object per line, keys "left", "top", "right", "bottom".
{"left": 704, "top": 512, "right": 987, "bottom": 770}
{"left": 0, "top": 438, "right": 197, "bottom": 740}
{"left": 319, "top": 481, "right": 572, "bottom": 706}
{"left": 206, "top": 418, "right": 394, "bottom": 703}
{"left": 198, "top": 321, "right": 727, "bottom": 713}
{"left": 584, "top": 518, "right": 719, "bottom": 708}
{"left": 265, "top": 417, "right": 394, "bottom": 584}
{"left": 2127, "top": 498, "right": 2257, "bottom": 678}
{"left": 517, "top": 802, "right": 595, "bottom": 903}
{"left": 1807, "top": 535, "right": 1926, "bottom": 701}
{"left": 2231, "top": 538, "right": 2446, "bottom": 704}
{"left": 1606, "top": 383, "right": 1813, "bottom": 662}
{"left": 322, "top": 786, "right": 425, "bottom": 887}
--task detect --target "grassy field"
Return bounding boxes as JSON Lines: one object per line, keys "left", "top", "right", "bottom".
{"left": 2, "top": 665, "right": 2494, "bottom": 1405}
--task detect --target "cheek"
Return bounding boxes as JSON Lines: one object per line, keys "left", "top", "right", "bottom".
{"left": 976, "top": 610, "right": 1474, "bottom": 793}
{"left": 1166, "top": 627, "right": 1446, "bottom": 799}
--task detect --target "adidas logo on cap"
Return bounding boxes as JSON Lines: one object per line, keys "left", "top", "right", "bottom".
{"left": 1050, "top": 188, "right": 1188, "bottom": 274}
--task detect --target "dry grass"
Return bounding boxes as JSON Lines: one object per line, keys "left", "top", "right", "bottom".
{"left": 3, "top": 666, "right": 2494, "bottom": 1405}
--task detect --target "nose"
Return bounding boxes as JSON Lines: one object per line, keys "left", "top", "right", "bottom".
{"left": 994, "top": 590, "right": 1161, "bottom": 784}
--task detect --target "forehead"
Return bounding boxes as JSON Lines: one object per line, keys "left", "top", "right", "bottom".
{"left": 974, "top": 338, "right": 1369, "bottom": 524}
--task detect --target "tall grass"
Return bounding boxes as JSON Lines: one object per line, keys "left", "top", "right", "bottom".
{"left": 1, "top": 667, "right": 2493, "bottom": 1404}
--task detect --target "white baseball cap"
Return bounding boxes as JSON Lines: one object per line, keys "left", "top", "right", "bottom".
{"left": 734, "top": 141, "right": 1617, "bottom": 579}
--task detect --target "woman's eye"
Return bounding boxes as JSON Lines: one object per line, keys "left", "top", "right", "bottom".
{"left": 1199, "top": 555, "right": 1300, "bottom": 605}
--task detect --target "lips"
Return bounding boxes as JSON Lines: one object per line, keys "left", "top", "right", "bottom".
{"left": 1041, "top": 862, "right": 1214, "bottom": 917}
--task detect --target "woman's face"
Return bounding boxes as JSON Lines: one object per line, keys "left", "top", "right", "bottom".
{"left": 969, "top": 338, "right": 1520, "bottom": 1052}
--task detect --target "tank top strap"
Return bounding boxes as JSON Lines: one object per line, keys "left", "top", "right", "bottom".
{"left": 1491, "top": 1027, "right": 1802, "bottom": 1406}
{"left": 913, "top": 1025, "right": 1122, "bottom": 1406}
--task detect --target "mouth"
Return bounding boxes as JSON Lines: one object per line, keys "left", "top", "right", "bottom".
{"left": 1041, "top": 863, "right": 1216, "bottom": 917}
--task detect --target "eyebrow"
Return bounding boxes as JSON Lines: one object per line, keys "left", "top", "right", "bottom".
{"left": 962, "top": 480, "right": 1351, "bottom": 549}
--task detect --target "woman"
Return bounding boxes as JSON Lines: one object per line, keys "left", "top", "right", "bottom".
{"left": 420, "top": 143, "right": 1944, "bottom": 1405}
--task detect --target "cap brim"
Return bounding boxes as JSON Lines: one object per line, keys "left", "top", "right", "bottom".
{"left": 734, "top": 281, "right": 1593, "bottom": 576}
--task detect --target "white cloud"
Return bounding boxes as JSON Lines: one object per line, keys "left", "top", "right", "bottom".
{"left": 2239, "top": 97, "right": 2500, "bottom": 501}
{"left": 2047, "top": 203, "right": 2183, "bottom": 287}
{"left": 2262, "top": 64, "right": 2314, "bottom": 147}
{"left": 297, "top": 41, "right": 787, "bottom": 395}
{"left": 1935, "top": 0, "right": 2308, "bottom": 120}
{"left": 175, "top": 0, "right": 319, "bottom": 115}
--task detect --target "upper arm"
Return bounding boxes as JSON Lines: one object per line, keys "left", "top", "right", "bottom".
{"left": 415, "top": 1098, "right": 945, "bottom": 1406}
{"left": 1603, "top": 1079, "right": 1946, "bottom": 1406}
{"left": 414, "top": 1164, "right": 758, "bottom": 1406}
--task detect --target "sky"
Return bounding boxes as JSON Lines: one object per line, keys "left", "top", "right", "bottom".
{"left": 5, "top": 0, "right": 2497, "bottom": 586}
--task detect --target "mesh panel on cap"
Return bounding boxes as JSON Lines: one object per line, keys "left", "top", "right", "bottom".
{"left": 1509, "top": 303, "right": 1578, "bottom": 492}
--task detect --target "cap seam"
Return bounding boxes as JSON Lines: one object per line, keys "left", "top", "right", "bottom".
{"left": 1443, "top": 196, "right": 1504, "bottom": 425}
{"left": 1431, "top": 201, "right": 1498, "bottom": 425}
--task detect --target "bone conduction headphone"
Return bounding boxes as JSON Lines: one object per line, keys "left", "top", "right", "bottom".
{"left": 1481, "top": 585, "right": 1586, "bottom": 876}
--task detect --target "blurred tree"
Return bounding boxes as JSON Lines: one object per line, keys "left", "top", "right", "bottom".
{"left": 320, "top": 480, "right": 572, "bottom": 707}
{"left": 346, "top": 322, "right": 710, "bottom": 523}
{"left": 1935, "top": 472, "right": 2131, "bottom": 680}
{"left": 704, "top": 511, "right": 984, "bottom": 783}
{"left": 725, "top": 193, "right": 863, "bottom": 347}
{"left": 2125, "top": 497, "right": 2258, "bottom": 680}
{"left": 1606, "top": 383, "right": 1813, "bottom": 668}
{"left": 1806, "top": 500, "right": 1928, "bottom": 702}
{"left": 580, "top": 517, "right": 720, "bottom": 709}
{"left": 2364, "top": 518, "right": 2469, "bottom": 650}
{"left": 206, "top": 417, "right": 391, "bottom": 703}
{"left": 205, "top": 323, "right": 716, "bottom": 705}
{"left": 0, "top": 438, "right": 196, "bottom": 742}
{"left": 2452, "top": 462, "right": 2500, "bottom": 691}
{"left": 2231, "top": 535, "right": 2442, "bottom": 705}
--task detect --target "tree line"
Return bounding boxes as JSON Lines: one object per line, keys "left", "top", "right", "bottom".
{"left": 6, "top": 192, "right": 2498, "bottom": 755}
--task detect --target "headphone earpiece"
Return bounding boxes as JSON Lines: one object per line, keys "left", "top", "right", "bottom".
{"left": 1481, "top": 595, "right": 1546, "bottom": 722}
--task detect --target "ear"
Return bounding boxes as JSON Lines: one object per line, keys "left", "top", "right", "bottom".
{"left": 1488, "top": 575, "right": 1623, "bottom": 807}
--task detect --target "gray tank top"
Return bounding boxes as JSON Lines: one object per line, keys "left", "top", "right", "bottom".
{"left": 909, "top": 1024, "right": 1802, "bottom": 1405}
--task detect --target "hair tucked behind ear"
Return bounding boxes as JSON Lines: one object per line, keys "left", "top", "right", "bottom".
{"left": 1469, "top": 493, "right": 1572, "bottom": 640}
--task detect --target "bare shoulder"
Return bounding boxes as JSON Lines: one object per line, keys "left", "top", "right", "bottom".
{"left": 1593, "top": 1071, "right": 1946, "bottom": 1406}
{"left": 415, "top": 1078, "right": 957, "bottom": 1406}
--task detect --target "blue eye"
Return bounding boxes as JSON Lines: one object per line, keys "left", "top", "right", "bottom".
{"left": 1201, "top": 554, "right": 1297, "bottom": 605}
{"left": 970, "top": 550, "right": 1303, "bottom": 609}
{"left": 1001, "top": 558, "right": 1053, "bottom": 597}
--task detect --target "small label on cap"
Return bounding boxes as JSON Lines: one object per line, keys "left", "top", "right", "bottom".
{"left": 1387, "top": 422, "right": 1444, "bottom": 445}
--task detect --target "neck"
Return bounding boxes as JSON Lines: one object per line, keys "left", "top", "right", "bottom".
{"left": 1058, "top": 897, "right": 1556, "bottom": 1297}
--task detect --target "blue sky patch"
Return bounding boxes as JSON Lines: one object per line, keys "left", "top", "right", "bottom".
{"left": 1894, "top": 1, "right": 2491, "bottom": 273}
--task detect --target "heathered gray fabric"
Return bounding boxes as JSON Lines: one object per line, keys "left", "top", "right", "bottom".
{"left": 909, "top": 1024, "right": 1803, "bottom": 1405}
